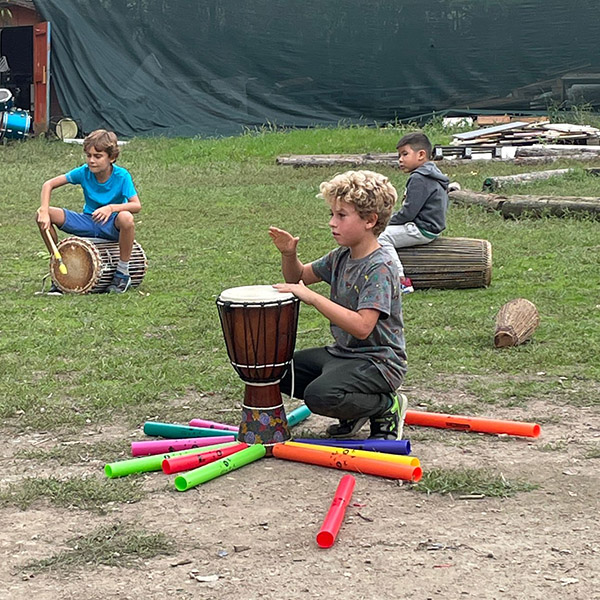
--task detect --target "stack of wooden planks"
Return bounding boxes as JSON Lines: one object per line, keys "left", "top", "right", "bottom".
{"left": 451, "top": 121, "right": 600, "bottom": 148}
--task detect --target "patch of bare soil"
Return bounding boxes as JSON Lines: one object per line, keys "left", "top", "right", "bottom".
{"left": 1, "top": 399, "right": 599, "bottom": 600}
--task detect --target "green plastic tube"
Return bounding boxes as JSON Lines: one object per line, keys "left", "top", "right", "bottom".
{"left": 143, "top": 421, "right": 238, "bottom": 439}
{"left": 104, "top": 441, "right": 238, "bottom": 478}
{"left": 174, "top": 444, "right": 266, "bottom": 491}
{"left": 287, "top": 404, "right": 312, "bottom": 428}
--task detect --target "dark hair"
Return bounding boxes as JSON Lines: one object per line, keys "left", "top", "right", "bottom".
{"left": 396, "top": 132, "right": 432, "bottom": 159}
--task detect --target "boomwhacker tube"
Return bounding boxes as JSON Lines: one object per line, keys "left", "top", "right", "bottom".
{"left": 188, "top": 419, "right": 239, "bottom": 431}
{"left": 143, "top": 421, "right": 238, "bottom": 439}
{"left": 293, "top": 438, "right": 411, "bottom": 455}
{"left": 317, "top": 474, "right": 356, "bottom": 549}
{"left": 187, "top": 404, "right": 311, "bottom": 432}
{"left": 104, "top": 442, "right": 238, "bottom": 478}
{"left": 131, "top": 435, "right": 236, "bottom": 457}
{"left": 162, "top": 443, "right": 248, "bottom": 474}
{"left": 272, "top": 443, "right": 422, "bottom": 482}
{"left": 285, "top": 441, "right": 420, "bottom": 467}
{"left": 404, "top": 410, "right": 541, "bottom": 438}
{"left": 174, "top": 444, "right": 266, "bottom": 491}
{"left": 286, "top": 404, "right": 312, "bottom": 427}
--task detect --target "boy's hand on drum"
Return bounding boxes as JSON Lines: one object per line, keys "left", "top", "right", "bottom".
{"left": 269, "top": 226, "right": 299, "bottom": 256}
{"left": 92, "top": 205, "right": 113, "bottom": 224}
{"left": 273, "top": 281, "right": 315, "bottom": 304}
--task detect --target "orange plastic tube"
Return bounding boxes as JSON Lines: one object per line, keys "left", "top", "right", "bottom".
{"left": 285, "top": 441, "right": 420, "bottom": 467}
{"left": 404, "top": 410, "right": 541, "bottom": 438}
{"left": 162, "top": 443, "right": 248, "bottom": 474}
{"left": 317, "top": 474, "right": 355, "bottom": 549}
{"left": 272, "top": 442, "right": 422, "bottom": 482}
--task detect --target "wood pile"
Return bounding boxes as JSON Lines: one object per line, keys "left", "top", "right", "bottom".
{"left": 451, "top": 121, "right": 600, "bottom": 148}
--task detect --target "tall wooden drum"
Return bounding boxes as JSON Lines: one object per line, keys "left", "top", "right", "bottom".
{"left": 397, "top": 237, "right": 492, "bottom": 290}
{"left": 216, "top": 285, "right": 300, "bottom": 448}
{"left": 50, "top": 237, "right": 147, "bottom": 294}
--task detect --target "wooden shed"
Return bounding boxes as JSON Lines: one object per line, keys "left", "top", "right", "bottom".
{"left": 0, "top": 0, "right": 62, "bottom": 134}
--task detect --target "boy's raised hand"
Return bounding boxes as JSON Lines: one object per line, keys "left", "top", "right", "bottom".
{"left": 269, "top": 226, "right": 299, "bottom": 256}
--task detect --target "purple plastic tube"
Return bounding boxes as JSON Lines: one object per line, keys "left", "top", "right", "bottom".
{"left": 292, "top": 438, "right": 411, "bottom": 455}
{"left": 131, "top": 436, "right": 237, "bottom": 457}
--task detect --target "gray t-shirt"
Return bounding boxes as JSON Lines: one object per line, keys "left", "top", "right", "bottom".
{"left": 311, "top": 246, "right": 407, "bottom": 389}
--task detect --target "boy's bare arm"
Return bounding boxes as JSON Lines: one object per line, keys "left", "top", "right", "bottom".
{"left": 37, "top": 175, "right": 69, "bottom": 229}
{"left": 272, "top": 281, "right": 380, "bottom": 340}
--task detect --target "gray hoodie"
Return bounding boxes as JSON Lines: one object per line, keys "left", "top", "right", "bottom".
{"left": 388, "top": 161, "right": 449, "bottom": 235}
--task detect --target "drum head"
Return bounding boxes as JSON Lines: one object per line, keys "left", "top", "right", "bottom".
{"left": 55, "top": 118, "right": 78, "bottom": 141}
{"left": 218, "top": 284, "right": 294, "bottom": 304}
{"left": 51, "top": 238, "right": 100, "bottom": 294}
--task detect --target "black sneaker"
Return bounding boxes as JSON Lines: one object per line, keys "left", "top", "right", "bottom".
{"left": 47, "top": 283, "right": 63, "bottom": 296}
{"left": 326, "top": 416, "right": 369, "bottom": 439}
{"left": 107, "top": 271, "right": 132, "bottom": 294}
{"left": 369, "top": 392, "right": 408, "bottom": 440}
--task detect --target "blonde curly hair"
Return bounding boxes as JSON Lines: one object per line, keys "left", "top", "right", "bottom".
{"left": 318, "top": 170, "right": 397, "bottom": 236}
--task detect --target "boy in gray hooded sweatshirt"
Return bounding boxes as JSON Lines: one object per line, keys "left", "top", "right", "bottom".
{"left": 378, "top": 132, "right": 450, "bottom": 292}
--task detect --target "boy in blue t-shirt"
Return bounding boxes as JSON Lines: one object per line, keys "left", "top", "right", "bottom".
{"left": 269, "top": 170, "right": 408, "bottom": 440}
{"left": 36, "top": 129, "right": 141, "bottom": 294}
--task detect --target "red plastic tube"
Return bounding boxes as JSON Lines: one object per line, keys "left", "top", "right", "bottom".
{"left": 316, "top": 474, "right": 356, "bottom": 548}
{"left": 272, "top": 443, "right": 422, "bottom": 482}
{"left": 404, "top": 410, "right": 541, "bottom": 438}
{"left": 162, "top": 443, "right": 248, "bottom": 474}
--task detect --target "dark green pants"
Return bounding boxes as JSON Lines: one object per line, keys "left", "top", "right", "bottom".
{"left": 280, "top": 347, "right": 393, "bottom": 421}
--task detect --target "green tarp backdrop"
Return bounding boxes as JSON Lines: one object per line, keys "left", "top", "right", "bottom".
{"left": 34, "top": 0, "right": 600, "bottom": 138}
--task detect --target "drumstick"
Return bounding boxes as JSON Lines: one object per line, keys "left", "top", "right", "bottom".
{"left": 44, "top": 228, "right": 68, "bottom": 274}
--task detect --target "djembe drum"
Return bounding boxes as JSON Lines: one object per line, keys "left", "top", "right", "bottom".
{"left": 216, "top": 285, "right": 300, "bottom": 449}
{"left": 49, "top": 236, "right": 147, "bottom": 294}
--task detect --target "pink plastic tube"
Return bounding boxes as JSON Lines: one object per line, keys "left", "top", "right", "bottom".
{"left": 316, "top": 474, "right": 356, "bottom": 549}
{"left": 131, "top": 435, "right": 236, "bottom": 457}
{"left": 188, "top": 418, "right": 239, "bottom": 432}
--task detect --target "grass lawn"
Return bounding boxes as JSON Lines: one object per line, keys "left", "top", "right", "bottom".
{"left": 1, "top": 122, "right": 599, "bottom": 438}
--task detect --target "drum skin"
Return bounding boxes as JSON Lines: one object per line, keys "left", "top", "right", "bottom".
{"left": 50, "top": 236, "right": 147, "bottom": 294}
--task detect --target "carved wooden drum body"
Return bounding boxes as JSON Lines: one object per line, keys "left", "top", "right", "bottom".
{"left": 50, "top": 236, "right": 147, "bottom": 294}
{"left": 216, "top": 285, "right": 300, "bottom": 447}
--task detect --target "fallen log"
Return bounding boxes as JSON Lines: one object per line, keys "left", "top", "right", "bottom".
{"left": 449, "top": 189, "right": 600, "bottom": 219}
{"left": 449, "top": 189, "right": 506, "bottom": 211}
{"left": 516, "top": 144, "right": 600, "bottom": 157}
{"left": 500, "top": 196, "right": 600, "bottom": 219}
{"left": 514, "top": 154, "right": 600, "bottom": 165}
{"left": 276, "top": 153, "right": 398, "bottom": 167}
{"left": 482, "top": 169, "right": 572, "bottom": 191}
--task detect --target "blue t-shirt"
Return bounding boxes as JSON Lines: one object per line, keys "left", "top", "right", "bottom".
{"left": 65, "top": 164, "right": 137, "bottom": 215}
{"left": 311, "top": 246, "right": 407, "bottom": 389}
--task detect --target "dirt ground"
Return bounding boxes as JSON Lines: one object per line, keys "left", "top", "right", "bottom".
{"left": 1, "top": 394, "right": 599, "bottom": 600}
